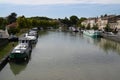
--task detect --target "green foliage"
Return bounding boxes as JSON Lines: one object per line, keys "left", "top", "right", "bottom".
{"left": 0, "top": 42, "right": 18, "bottom": 60}
{"left": 104, "top": 24, "right": 112, "bottom": 32}
{"left": 70, "top": 15, "right": 79, "bottom": 25}
{"left": 59, "top": 15, "right": 81, "bottom": 28}
{"left": 17, "top": 16, "right": 31, "bottom": 29}
{"left": 86, "top": 23, "right": 91, "bottom": 30}
{"left": 17, "top": 16, "right": 59, "bottom": 30}
{"left": 30, "top": 16, "right": 52, "bottom": 20}
{"left": 8, "top": 27, "right": 20, "bottom": 35}
{"left": 92, "top": 24, "right": 98, "bottom": 30}
{"left": 76, "top": 17, "right": 87, "bottom": 28}
{"left": 79, "top": 17, "right": 87, "bottom": 23}
{"left": 59, "top": 17, "right": 71, "bottom": 27}
{"left": 7, "top": 12, "right": 17, "bottom": 24}
{"left": 0, "top": 17, "right": 7, "bottom": 29}
{"left": 80, "top": 25, "right": 85, "bottom": 29}
{"left": 112, "top": 27, "right": 118, "bottom": 34}
{"left": 0, "top": 13, "right": 87, "bottom": 32}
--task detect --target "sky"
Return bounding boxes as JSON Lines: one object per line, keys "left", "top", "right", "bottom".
{"left": 0, "top": 0, "right": 120, "bottom": 18}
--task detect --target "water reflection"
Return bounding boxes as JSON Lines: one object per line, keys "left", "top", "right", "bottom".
{"left": 83, "top": 34, "right": 120, "bottom": 55}
{"left": 39, "top": 31, "right": 49, "bottom": 38}
{"left": 82, "top": 34, "right": 101, "bottom": 45}
{"left": 8, "top": 52, "right": 31, "bottom": 75}
{"left": 1, "top": 31, "right": 120, "bottom": 80}
{"left": 98, "top": 38, "right": 120, "bottom": 54}
{"left": 9, "top": 61, "right": 28, "bottom": 75}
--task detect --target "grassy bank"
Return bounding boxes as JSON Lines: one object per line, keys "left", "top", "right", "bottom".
{"left": 0, "top": 42, "right": 18, "bottom": 60}
{"left": 0, "top": 28, "right": 30, "bottom": 61}
{"left": 0, "top": 28, "right": 38, "bottom": 61}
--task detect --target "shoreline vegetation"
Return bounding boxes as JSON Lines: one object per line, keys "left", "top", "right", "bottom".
{"left": 0, "top": 42, "right": 18, "bottom": 60}
{"left": 0, "top": 12, "right": 120, "bottom": 61}
{"left": 0, "top": 28, "right": 29, "bottom": 61}
{"left": 0, "top": 29, "right": 45, "bottom": 61}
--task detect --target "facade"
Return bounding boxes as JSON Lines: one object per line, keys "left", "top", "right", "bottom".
{"left": 0, "top": 27, "right": 9, "bottom": 47}
{"left": 81, "top": 18, "right": 97, "bottom": 28}
{"left": 0, "top": 27, "right": 9, "bottom": 38}
{"left": 81, "top": 20, "right": 88, "bottom": 27}
{"left": 97, "top": 17, "right": 108, "bottom": 30}
{"left": 81, "top": 15, "right": 120, "bottom": 30}
{"left": 89, "top": 18, "right": 97, "bottom": 28}
{"left": 108, "top": 15, "right": 120, "bottom": 29}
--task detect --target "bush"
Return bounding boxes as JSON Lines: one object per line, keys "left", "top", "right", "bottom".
{"left": 86, "top": 23, "right": 91, "bottom": 30}
{"left": 92, "top": 25, "right": 98, "bottom": 30}
{"left": 8, "top": 27, "right": 20, "bottom": 35}
{"left": 104, "top": 24, "right": 112, "bottom": 32}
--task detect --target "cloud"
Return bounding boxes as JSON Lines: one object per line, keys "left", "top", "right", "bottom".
{"left": 0, "top": 0, "right": 120, "bottom": 5}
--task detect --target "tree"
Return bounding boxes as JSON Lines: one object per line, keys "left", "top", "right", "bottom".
{"left": 50, "top": 20, "right": 59, "bottom": 29}
{"left": 17, "top": 16, "right": 31, "bottom": 29}
{"left": 59, "top": 17, "right": 71, "bottom": 27}
{"left": 8, "top": 27, "right": 20, "bottom": 35}
{"left": 69, "top": 15, "right": 79, "bottom": 26}
{"left": 104, "top": 14, "right": 107, "bottom": 17}
{"left": 17, "top": 16, "right": 25, "bottom": 28}
{"left": 7, "top": 12, "right": 17, "bottom": 24}
{"left": 30, "top": 16, "right": 52, "bottom": 20}
{"left": 0, "top": 17, "right": 7, "bottom": 29}
{"left": 104, "top": 24, "right": 112, "bottom": 32}
{"left": 92, "top": 24, "right": 98, "bottom": 30}
{"left": 77, "top": 17, "right": 87, "bottom": 27}
{"left": 79, "top": 17, "right": 87, "bottom": 23}
{"left": 81, "top": 25, "right": 85, "bottom": 29}
{"left": 86, "top": 23, "right": 91, "bottom": 30}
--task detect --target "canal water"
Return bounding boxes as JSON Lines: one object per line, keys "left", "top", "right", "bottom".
{"left": 1, "top": 31, "right": 120, "bottom": 80}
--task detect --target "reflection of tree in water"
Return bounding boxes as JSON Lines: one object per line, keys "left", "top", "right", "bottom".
{"left": 98, "top": 38, "right": 120, "bottom": 54}
{"left": 83, "top": 35, "right": 120, "bottom": 55}
{"left": 9, "top": 51, "right": 32, "bottom": 75}
{"left": 9, "top": 61, "right": 28, "bottom": 75}
{"left": 39, "top": 31, "right": 48, "bottom": 37}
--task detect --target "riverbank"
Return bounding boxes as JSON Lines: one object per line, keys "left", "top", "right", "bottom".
{"left": 0, "top": 38, "right": 9, "bottom": 47}
{"left": 0, "top": 42, "right": 18, "bottom": 71}
{"left": 0, "top": 42, "right": 18, "bottom": 60}
{"left": 0, "top": 54, "right": 9, "bottom": 71}
{"left": 101, "top": 32, "right": 120, "bottom": 43}
{"left": 0, "top": 28, "right": 30, "bottom": 60}
{"left": 0, "top": 28, "right": 30, "bottom": 70}
{"left": 1, "top": 31, "right": 120, "bottom": 80}
{"left": 0, "top": 28, "right": 40, "bottom": 64}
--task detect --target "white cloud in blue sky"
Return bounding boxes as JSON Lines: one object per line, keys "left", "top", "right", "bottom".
{"left": 1, "top": 4, "right": 120, "bottom": 18}
{"left": 0, "top": 0, "right": 120, "bottom": 18}
{"left": 0, "top": 0, "right": 120, "bottom": 5}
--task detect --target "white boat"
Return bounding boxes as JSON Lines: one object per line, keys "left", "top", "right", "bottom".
{"left": 24, "top": 33, "right": 37, "bottom": 44}
{"left": 69, "top": 27, "right": 79, "bottom": 32}
{"left": 28, "top": 29, "right": 38, "bottom": 38}
{"left": 9, "top": 43, "right": 32, "bottom": 60}
{"left": 83, "top": 30, "right": 101, "bottom": 38}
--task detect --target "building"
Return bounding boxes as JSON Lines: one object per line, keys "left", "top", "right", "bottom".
{"left": 81, "top": 15, "right": 120, "bottom": 30}
{"left": 81, "top": 18, "right": 97, "bottom": 28}
{"left": 6, "top": 22, "right": 17, "bottom": 29}
{"left": 108, "top": 15, "right": 120, "bottom": 30}
{"left": 97, "top": 17, "right": 108, "bottom": 30}
{"left": 0, "top": 27, "right": 9, "bottom": 47}
{"left": 0, "top": 27, "right": 9, "bottom": 38}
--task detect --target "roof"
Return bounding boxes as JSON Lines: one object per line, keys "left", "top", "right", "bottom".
{"left": 11, "top": 43, "right": 29, "bottom": 53}
{"left": 6, "top": 22, "right": 17, "bottom": 28}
